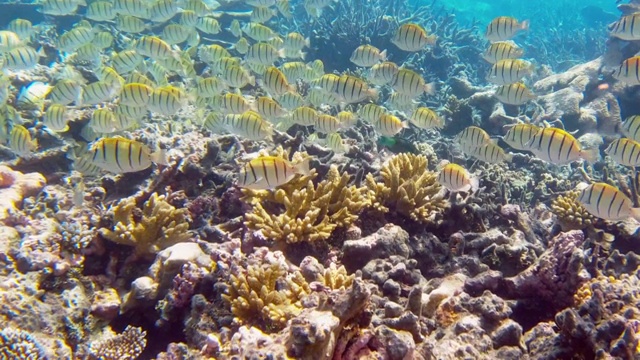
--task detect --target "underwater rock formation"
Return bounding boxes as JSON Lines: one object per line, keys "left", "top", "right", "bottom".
{"left": 0, "top": 165, "right": 45, "bottom": 223}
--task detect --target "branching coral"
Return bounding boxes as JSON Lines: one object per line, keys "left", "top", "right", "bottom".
{"left": 89, "top": 326, "right": 147, "bottom": 360}
{"left": 243, "top": 165, "right": 371, "bottom": 243}
{"left": 0, "top": 328, "right": 46, "bottom": 360}
{"left": 550, "top": 190, "right": 596, "bottom": 231}
{"left": 315, "top": 264, "right": 355, "bottom": 291}
{"left": 99, "top": 192, "right": 191, "bottom": 256}
{"left": 222, "top": 262, "right": 311, "bottom": 331}
{"left": 365, "top": 153, "right": 447, "bottom": 223}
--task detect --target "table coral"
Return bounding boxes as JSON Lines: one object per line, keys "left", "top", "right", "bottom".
{"left": 0, "top": 165, "right": 46, "bottom": 223}
{"left": 550, "top": 189, "right": 596, "bottom": 231}
{"left": 243, "top": 165, "right": 371, "bottom": 243}
{"left": 88, "top": 326, "right": 147, "bottom": 360}
{"left": 223, "top": 262, "right": 311, "bottom": 331}
{"left": 365, "top": 153, "right": 447, "bottom": 223}
{"left": 99, "top": 192, "right": 191, "bottom": 256}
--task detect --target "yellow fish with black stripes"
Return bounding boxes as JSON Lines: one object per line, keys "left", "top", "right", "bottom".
{"left": 89, "top": 137, "right": 167, "bottom": 173}
{"left": 576, "top": 182, "right": 640, "bottom": 221}
{"left": 237, "top": 156, "right": 311, "bottom": 190}
{"left": 437, "top": 162, "right": 478, "bottom": 192}
{"left": 524, "top": 127, "right": 600, "bottom": 164}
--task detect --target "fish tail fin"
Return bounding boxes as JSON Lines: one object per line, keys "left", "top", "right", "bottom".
{"left": 277, "top": 48, "right": 286, "bottom": 58}
{"left": 520, "top": 20, "right": 530, "bottom": 31}
{"left": 367, "top": 87, "right": 379, "bottom": 101}
{"left": 248, "top": 75, "right": 256, "bottom": 87}
{"left": 295, "top": 157, "right": 311, "bottom": 175}
{"left": 470, "top": 176, "right": 480, "bottom": 193}
{"left": 631, "top": 207, "right": 640, "bottom": 223}
{"left": 299, "top": 51, "right": 306, "bottom": 60}
{"left": 424, "top": 82, "right": 436, "bottom": 96}
{"left": 151, "top": 148, "right": 168, "bottom": 166}
{"left": 304, "top": 37, "right": 310, "bottom": 48}
{"left": 581, "top": 147, "right": 601, "bottom": 163}
{"left": 504, "top": 152, "right": 514, "bottom": 163}
{"left": 379, "top": 49, "right": 387, "bottom": 61}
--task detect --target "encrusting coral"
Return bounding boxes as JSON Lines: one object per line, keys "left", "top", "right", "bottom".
{"left": 99, "top": 192, "right": 191, "bottom": 256}
{"left": 243, "top": 162, "right": 371, "bottom": 244}
{"left": 0, "top": 165, "right": 46, "bottom": 223}
{"left": 365, "top": 153, "right": 447, "bottom": 223}
{"left": 88, "top": 326, "right": 147, "bottom": 360}
{"left": 550, "top": 189, "right": 596, "bottom": 231}
{"left": 223, "top": 262, "right": 311, "bottom": 331}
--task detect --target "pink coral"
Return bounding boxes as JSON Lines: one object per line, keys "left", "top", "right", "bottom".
{"left": 0, "top": 166, "right": 45, "bottom": 223}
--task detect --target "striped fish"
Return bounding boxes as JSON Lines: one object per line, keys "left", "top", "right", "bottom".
{"left": 487, "top": 59, "right": 534, "bottom": 85}
{"left": 284, "top": 32, "right": 310, "bottom": 51}
{"left": 90, "top": 108, "right": 118, "bottom": 133}
{"left": 314, "top": 114, "right": 342, "bottom": 134}
{"left": 333, "top": 75, "right": 377, "bottom": 104}
{"left": 180, "top": 10, "right": 198, "bottom": 26}
{"left": 148, "top": 86, "right": 187, "bottom": 116}
{"left": 58, "top": 27, "right": 95, "bottom": 52}
{"left": 494, "top": 83, "right": 536, "bottom": 105}
{"left": 134, "top": 36, "right": 177, "bottom": 60}
{"left": 375, "top": 113, "right": 408, "bottom": 136}
{"left": 119, "top": 83, "right": 153, "bottom": 107}
{"left": 199, "top": 44, "right": 231, "bottom": 63}
{"left": 39, "top": 0, "right": 85, "bottom": 15}
{"left": 213, "top": 93, "right": 254, "bottom": 114}
{"left": 312, "top": 73, "right": 341, "bottom": 93}
{"left": 149, "top": 0, "right": 179, "bottom": 23}
{"left": 2, "top": 46, "right": 42, "bottom": 70}
{"left": 115, "top": 15, "right": 147, "bottom": 33}
{"left": 262, "top": 66, "right": 295, "bottom": 96}
{"left": 524, "top": 127, "right": 600, "bottom": 164}
{"left": 113, "top": 0, "right": 149, "bottom": 17}
{"left": 325, "top": 132, "right": 347, "bottom": 153}
{"left": 409, "top": 107, "right": 443, "bottom": 130}
{"left": 358, "top": 103, "right": 386, "bottom": 123}
{"left": 485, "top": 16, "right": 529, "bottom": 42}
{"left": 227, "top": 20, "right": 242, "bottom": 37}
{"left": 350, "top": 45, "right": 387, "bottom": 67}
{"left": 468, "top": 142, "right": 512, "bottom": 163}
{"left": 337, "top": 111, "right": 357, "bottom": 128}
{"left": 256, "top": 96, "right": 287, "bottom": 120}
{"left": 368, "top": 61, "right": 399, "bottom": 85}
{"left": 196, "top": 77, "right": 227, "bottom": 98}
{"left": 251, "top": 6, "right": 276, "bottom": 23}
{"left": 482, "top": 41, "right": 524, "bottom": 63}
{"left": 222, "top": 111, "right": 273, "bottom": 140}
{"left": 81, "top": 81, "right": 120, "bottom": 106}
{"left": 94, "top": 32, "right": 114, "bottom": 49}
{"left": 114, "top": 104, "right": 147, "bottom": 121}
{"left": 391, "top": 23, "right": 436, "bottom": 52}
{"left": 242, "top": 22, "right": 276, "bottom": 41}
{"left": 455, "top": 126, "right": 492, "bottom": 151}
{"left": 438, "top": 163, "right": 478, "bottom": 192}
{"left": 232, "top": 37, "right": 250, "bottom": 55}
{"left": 86, "top": 1, "right": 116, "bottom": 21}
{"left": 620, "top": 115, "right": 640, "bottom": 142}
{"left": 90, "top": 137, "right": 167, "bottom": 173}
{"left": 9, "top": 125, "right": 38, "bottom": 157}
{"left": 8, "top": 19, "right": 34, "bottom": 39}
{"left": 237, "top": 156, "right": 310, "bottom": 190}
{"left": 162, "top": 24, "right": 193, "bottom": 45}
{"left": 610, "top": 13, "right": 640, "bottom": 41}
{"left": 604, "top": 138, "right": 640, "bottom": 167}
{"left": 43, "top": 104, "right": 69, "bottom": 132}
{"left": 221, "top": 65, "right": 255, "bottom": 88}
{"left": 577, "top": 182, "right": 640, "bottom": 221}
{"left": 502, "top": 123, "right": 541, "bottom": 151}
{"left": 49, "top": 80, "right": 82, "bottom": 105}
{"left": 184, "top": 0, "right": 210, "bottom": 12}
{"left": 307, "top": 88, "right": 341, "bottom": 107}
{"left": 0, "top": 31, "right": 22, "bottom": 53}
{"left": 613, "top": 56, "right": 640, "bottom": 86}
{"left": 391, "top": 69, "right": 435, "bottom": 98}
{"left": 112, "top": 50, "right": 144, "bottom": 74}
{"left": 290, "top": 106, "right": 318, "bottom": 126}
{"left": 195, "top": 17, "right": 221, "bottom": 34}
{"left": 278, "top": 91, "right": 305, "bottom": 110}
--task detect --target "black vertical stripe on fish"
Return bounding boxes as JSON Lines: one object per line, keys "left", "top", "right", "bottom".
{"left": 127, "top": 140, "right": 133, "bottom": 169}
{"left": 114, "top": 139, "right": 121, "bottom": 171}
{"left": 102, "top": 139, "right": 107, "bottom": 162}
{"left": 595, "top": 186, "right": 606, "bottom": 216}
{"left": 261, "top": 159, "right": 270, "bottom": 187}
{"left": 137, "top": 144, "right": 142, "bottom": 168}
{"left": 557, "top": 133, "right": 567, "bottom": 161}
{"left": 607, "top": 191, "right": 618, "bottom": 218}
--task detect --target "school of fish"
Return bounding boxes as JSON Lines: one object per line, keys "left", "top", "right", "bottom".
{"left": 1, "top": 3, "right": 640, "bottom": 223}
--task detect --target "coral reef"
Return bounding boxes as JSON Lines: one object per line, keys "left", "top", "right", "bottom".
{"left": 550, "top": 189, "right": 597, "bottom": 231}
{"left": 0, "top": 165, "right": 46, "bottom": 223}
{"left": 88, "top": 326, "right": 147, "bottom": 360}
{"left": 0, "top": 328, "right": 46, "bottom": 360}
{"left": 243, "top": 164, "right": 371, "bottom": 243}
{"left": 365, "top": 153, "right": 447, "bottom": 224}
{"left": 99, "top": 192, "right": 191, "bottom": 257}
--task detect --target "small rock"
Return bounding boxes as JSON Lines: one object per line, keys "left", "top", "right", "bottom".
{"left": 385, "top": 301, "right": 404, "bottom": 318}
{"left": 492, "top": 319, "right": 524, "bottom": 349}
{"left": 374, "top": 325, "right": 415, "bottom": 360}
{"left": 383, "top": 279, "right": 402, "bottom": 297}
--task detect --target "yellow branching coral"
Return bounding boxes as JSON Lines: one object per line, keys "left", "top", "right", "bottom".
{"left": 99, "top": 193, "right": 191, "bottom": 256}
{"left": 316, "top": 264, "right": 354, "bottom": 290}
{"left": 223, "top": 262, "right": 311, "bottom": 331}
{"left": 551, "top": 190, "right": 596, "bottom": 231}
{"left": 365, "top": 153, "right": 447, "bottom": 223}
{"left": 243, "top": 165, "right": 371, "bottom": 243}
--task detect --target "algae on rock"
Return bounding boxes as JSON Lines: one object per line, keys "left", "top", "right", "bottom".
{"left": 243, "top": 164, "right": 371, "bottom": 243}
{"left": 365, "top": 153, "right": 447, "bottom": 223}
{"left": 223, "top": 262, "right": 311, "bottom": 331}
{"left": 99, "top": 192, "right": 191, "bottom": 256}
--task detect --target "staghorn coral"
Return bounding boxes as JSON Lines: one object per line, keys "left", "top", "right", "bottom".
{"left": 550, "top": 190, "right": 596, "bottom": 231}
{"left": 315, "top": 264, "right": 354, "bottom": 291}
{"left": 223, "top": 262, "right": 311, "bottom": 331}
{"left": 365, "top": 153, "right": 447, "bottom": 223}
{"left": 89, "top": 326, "right": 147, "bottom": 360}
{"left": 0, "top": 328, "right": 46, "bottom": 360}
{"left": 99, "top": 192, "right": 191, "bottom": 256}
{"left": 243, "top": 165, "right": 371, "bottom": 243}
